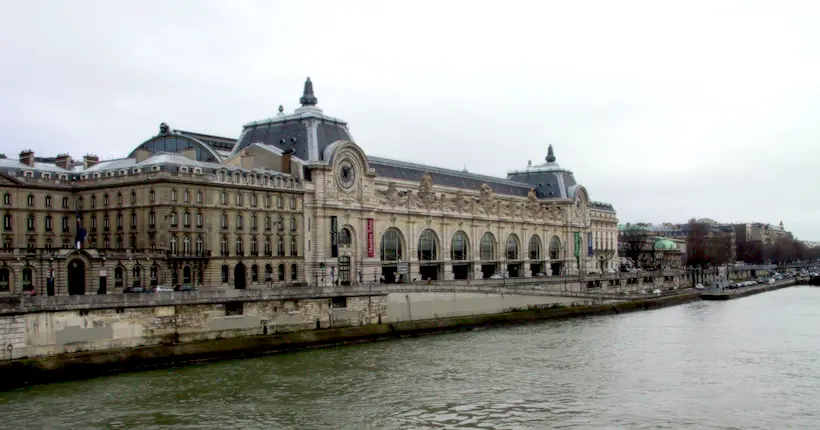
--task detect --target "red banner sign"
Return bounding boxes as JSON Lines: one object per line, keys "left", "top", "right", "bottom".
{"left": 367, "top": 218, "right": 375, "bottom": 258}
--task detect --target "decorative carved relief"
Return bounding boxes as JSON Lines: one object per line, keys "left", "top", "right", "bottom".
{"left": 448, "top": 190, "right": 472, "bottom": 213}
{"left": 477, "top": 183, "right": 495, "bottom": 215}
{"left": 377, "top": 182, "right": 406, "bottom": 207}
{"left": 414, "top": 173, "right": 438, "bottom": 211}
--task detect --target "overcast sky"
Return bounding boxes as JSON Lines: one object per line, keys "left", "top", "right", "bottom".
{"left": 2, "top": 0, "right": 819, "bottom": 239}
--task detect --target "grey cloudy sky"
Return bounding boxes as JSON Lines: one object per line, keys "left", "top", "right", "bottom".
{"left": 2, "top": 0, "right": 819, "bottom": 239}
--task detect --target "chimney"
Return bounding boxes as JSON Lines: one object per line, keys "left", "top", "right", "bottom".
{"left": 240, "top": 151, "right": 254, "bottom": 169}
{"left": 83, "top": 154, "right": 100, "bottom": 169}
{"left": 55, "top": 153, "right": 73, "bottom": 170}
{"left": 19, "top": 150, "right": 34, "bottom": 167}
{"left": 134, "top": 147, "right": 150, "bottom": 163}
{"left": 281, "top": 149, "right": 293, "bottom": 175}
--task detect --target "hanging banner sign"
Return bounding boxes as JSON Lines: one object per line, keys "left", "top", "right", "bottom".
{"left": 574, "top": 232, "right": 581, "bottom": 258}
{"left": 367, "top": 218, "right": 375, "bottom": 258}
{"left": 330, "top": 216, "right": 338, "bottom": 258}
{"left": 588, "top": 232, "right": 594, "bottom": 257}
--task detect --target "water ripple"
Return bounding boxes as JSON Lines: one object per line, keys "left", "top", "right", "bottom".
{"left": 2, "top": 287, "right": 820, "bottom": 429}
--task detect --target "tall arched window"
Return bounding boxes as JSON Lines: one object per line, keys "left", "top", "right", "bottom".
{"left": 265, "top": 264, "right": 273, "bottom": 281}
{"left": 451, "top": 231, "right": 469, "bottom": 261}
{"left": 133, "top": 266, "right": 141, "bottom": 287}
{"left": 251, "top": 264, "right": 259, "bottom": 282}
{"left": 21, "top": 267, "right": 33, "bottom": 291}
{"left": 183, "top": 266, "right": 192, "bottom": 284}
{"left": 3, "top": 213, "right": 11, "bottom": 231}
{"left": 339, "top": 228, "right": 352, "bottom": 247}
{"left": 221, "top": 265, "right": 229, "bottom": 283}
{"left": 529, "top": 235, "right": 542, "bottom": 260}
{"left": 151, "top": 265, "right": 159, "bottom": 286}
{"left": 235, "top": 237, "right": 243, "bottom": 255}
{"left": 291, "top": 264, "right": 298, "bottom": 281}
{"left": 380, "top": 228, "right": 403, "bottom": 261}
{"left": 480, "top": 233, "right": 495, "bottom": 261}
{"left": 0, "top": 268, "right": 9, "bottom": 291}
{"left": 278, "top": 264, "right": 285, "bottom": 281}
{"left": 506, "top": 234, "right": 519, "bottom": 260}
{"left": 549, "top": 236, "right": 561, "bottom": 260}
{"left": 417, "top": 229, "right": 437, "bottom": 261}
{"left": 251, "top": 236, "right": 258, "bottom": 255}
{"left": 114, "top": 266, "right": 124, "bottom": 287}
{"left": 196, "top": 236, "right": 203, "bottom": 255}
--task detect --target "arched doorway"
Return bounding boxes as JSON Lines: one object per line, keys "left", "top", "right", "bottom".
{"left": 380, "top": 228, "right": 404, "bottom": 284}
{"left": 183, "top": 266, "right": 192, "bottom": 285}
{"left": 417, "top": 229, "right": 439, "bottom": 281}
{"left": 68, "top": 259, "right": 86, "bottom": 295}
{"left": 234, "top": 263, "right": 246, "bottom": 289}
{"left": 549, "top": 236, "right": 563, "bottom": 276}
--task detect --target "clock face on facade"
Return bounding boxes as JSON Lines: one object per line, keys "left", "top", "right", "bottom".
{"left": 575, "top": 196, "right": 584, "bottom": 215}
{"left": 338, "top": 160, "right": 356, "bottom": 189}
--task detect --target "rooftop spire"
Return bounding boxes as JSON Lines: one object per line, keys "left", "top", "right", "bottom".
{"left": 299, "top": 77, "right": 318, "bottom": 107}
{"left": 546, "top": 144, "right": 556, "bottom": 163}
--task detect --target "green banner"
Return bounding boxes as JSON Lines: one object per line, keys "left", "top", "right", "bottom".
{"left": 574, "top": 232, "right": 581, "bottom": 258}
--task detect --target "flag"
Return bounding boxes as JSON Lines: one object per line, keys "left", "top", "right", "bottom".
{"left": 74, "top": 199, "right": 86, "bottom": 249}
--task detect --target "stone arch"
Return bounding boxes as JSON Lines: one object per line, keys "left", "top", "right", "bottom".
{"left": 529, "top": 234, "right": 543, "bottom": 260}
{"left": 322, "top": 140, "right": 372, "bottom": 173}
{"left": 480, "top": 232, "right": 496, "bottom": 261}
{"left": 379, "top": 227, "right": 405, "bottom": 262}
{"left": 549, "top": 235, "right": 562, "bottom": 260}
{"left": 506, "top": 234, "right": 521, "bottom": 260}
{"left": 234, "top": 262, "right": 246, "bottom": 289}
{"left": 451, "top": 230, "right": 470, "bottom": 261}
{"left": 417, "top": 228, "right": 440, "bottom": 261}
{"left": 339, "top": 224, "right": 355, "bottom": 248}
{"left": 0, "top": 266, "right": 11, "bottom": 292}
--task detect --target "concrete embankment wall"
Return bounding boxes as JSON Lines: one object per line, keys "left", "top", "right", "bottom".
{"left": 0, "top": 291, "right": 699, "bottom": 390}
{"left": 385, "top": 292, "right": 590, "bottom": 322}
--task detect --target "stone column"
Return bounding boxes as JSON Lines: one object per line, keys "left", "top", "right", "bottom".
{"left": 523, "top": 261, "right": 531, "bottom": 277}
{"left": 443, "top": 262, "right": 453, "bottom": 281}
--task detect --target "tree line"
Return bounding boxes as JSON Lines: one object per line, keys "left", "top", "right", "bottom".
{"left": 619, "top": 219, "right": 820, "bottom": 269}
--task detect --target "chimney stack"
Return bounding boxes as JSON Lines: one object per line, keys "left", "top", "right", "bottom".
{"left": 83, "top": 154, "right": 100, "bottom": 169}
{"left": 19, "top": 150, "right": 34, "bottom": 167}
{"left": 281, "top": 149, "right": 293, "bottom": 175}
{"left": 55, "top": 153, "right": 73, "bottom": 170}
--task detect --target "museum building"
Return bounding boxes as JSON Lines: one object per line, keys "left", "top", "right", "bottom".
{"left": 0, "top": 78, "right": 618, "bottom": 294}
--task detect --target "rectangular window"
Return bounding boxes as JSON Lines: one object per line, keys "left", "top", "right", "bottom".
{"left": 290, "top": 197, "right": 296, "bottom": 210}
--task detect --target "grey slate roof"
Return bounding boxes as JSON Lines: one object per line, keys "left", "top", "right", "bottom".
{"left": 367, "top": 156, "right": 534, "bottom": 197}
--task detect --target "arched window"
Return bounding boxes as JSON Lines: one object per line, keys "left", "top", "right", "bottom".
{"left": 235, "top": 237, "right": 244, "bottom": 255}
{"left": 45, "top": 195, "right": 52, "bottom": 207}
{"left": 451, "top": 231, "right": 469, "bottom": 261}
{"left": 277, "top": 237, "right": 284, "bottom": 256}
{"left": 196, "top": 236, "right": 203, "bottom": 255}
{"left": 339, "top": 228, "right": 352, "bottom": 247}
{"left": 133, "top": 266, "right": 141, "bottom": 286}
{"left": 278, "top": 264, "right": 285, "bottom": 281}
{"left": 150, "top": 265, "right": 159, "bottom": 286}
{"left": 529, "top": 235, "right": 542, "bottom": 260}
{"left": 45, "top": 215, "right": 52, "bottom": 231}
{"left": 170, "top": 236, "right": 177, "bottom": 254}
{"left": 183, "top": 236, "right": 191, "bottom": 254}
{"left": 251, "top": 236, "right": 258, "bottom": 255}
{"left": 290, "top": 236, "right": 298, "bottom": 256}
{"left": 149, "top": 189, "right": 155, "bottom": 202}
{"left": 0, "top": 268, "right": 9, "bottom": 291}
{"left": 264, "top": 236, "right": 271, "bottom": 256}
{"left": 27, "top": 194, "right": 34, "bottom": 206}
{"left": 417, "top": 229, "right": 437, "bottom": 261}
{"left": 265, "top": 264, "right": 273, "bottom": 281}
{"left": 380, "top": 228, "right": 403, "bottom": 261}
{"left": 251, "top": 265, "right": 259, "bottom": 282}
{"left": 221, "top": 213, "right": 228, "bottom": 229}
{"left": 114, "top": 266, "right": 124, "bottom": 287}
{"left": 506, "top": 234, "right": 519, "bottom": 260}
{"left": 236, "top": 214, "right": 243, "bottom": 230}
{"left": 21, "top": 267, "right": 33, "bottom": 291}
{"left": 480, "top": 233, "right": 495, "bottom": 261}
{"left": 549, "top": 236, "right": 561, "bottom": 260}
{"left": 221, "top": 265, "right": 229, "bottom": 283}
{"left": 291, "top": 264, "right": 298, "bottom": 281}
{"left": 103, "top": 193, "right": 109, "bottom": 206}
{"left": 27, "top": 214, "right": 35, "bottom": 231}
{"left": 3, "top": 213, "right": 11, "bottom": 231}
{"left": 3, "top": 193, "right": 10, "bottom": 205}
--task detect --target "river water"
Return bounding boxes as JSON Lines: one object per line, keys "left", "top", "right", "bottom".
{"left": 2, "top": 286, "right": 819, "bottom": 429}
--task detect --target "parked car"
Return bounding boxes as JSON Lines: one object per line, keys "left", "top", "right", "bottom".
{"left": 152, "top": 285, "right": 174, "bottom": 292}
{"left": 174, "top": 284, "right": 197, "bottom": 292}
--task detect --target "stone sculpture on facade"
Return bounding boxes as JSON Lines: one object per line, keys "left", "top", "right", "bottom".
{"left": 377, "top": 182, "right": 406, "bottom": 207}
{"left": 414, "top": 173, "right": 438, "bottom": 211}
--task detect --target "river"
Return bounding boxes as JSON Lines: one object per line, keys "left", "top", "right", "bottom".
{"left": 1, "top": 286, "right": 819, "bottom": 429}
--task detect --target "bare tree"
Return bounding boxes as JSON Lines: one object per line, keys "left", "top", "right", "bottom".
{"left": 619, "top": 223, "right": 652, "bottom": 269}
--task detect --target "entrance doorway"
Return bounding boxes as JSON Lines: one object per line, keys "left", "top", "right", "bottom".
{"left": 234, "top": 263, "right": 246, "bottom": 289}
{"left": 481, "top": 264, "right": 496, "bottom": 279}
{"left": 452, "top": 264, "right": 470, "bottom": 280}
{"left": 68, "top": 259, "right": 86, "bottom": 295}
{"left": 381, "top": 266, "right": 397, "bottom": 284}
{"left": 507, "top": 263, "right": 521, "bottom": 278}
{"left": 551, "top": 262, "right": 563, "bottom": 276}
{"left": 530, "top": 262, "right": 543, "bottom": 276}
{"left": 183, "top": 266, "right": 192, "bottom": 284}
{"left": 419, "top": 264, "right": 439, "bottom": 281}
{"left": 339, "top": 256, "right": 351, "bottom": 286}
